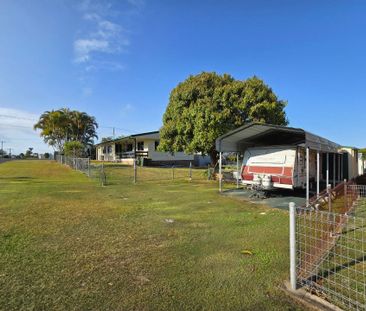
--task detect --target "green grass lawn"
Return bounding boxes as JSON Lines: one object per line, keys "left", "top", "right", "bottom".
{"left": 0, "top": 160, "right": 299, "bottom": 310}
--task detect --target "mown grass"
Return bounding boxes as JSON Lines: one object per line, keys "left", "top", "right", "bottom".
{"left": 0, "top": 160, "right": 299, "bottom": 310}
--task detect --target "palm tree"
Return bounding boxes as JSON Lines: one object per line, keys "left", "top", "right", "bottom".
{"left": 34, "top": 108, "right": 98, "bottom": 153}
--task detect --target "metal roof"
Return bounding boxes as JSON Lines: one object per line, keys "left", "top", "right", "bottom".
{"left": 95, "top": 131, "right": 159, "bottom": 146}
{"left": 215, "top": 123, "right": 341, "bottom": 153}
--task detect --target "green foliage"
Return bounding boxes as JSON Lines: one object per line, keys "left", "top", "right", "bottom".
{"left": 360, "top": 148, "right": 366, "bottom": 160}
{"left": 159, "top": 72, "right": 288, "bottom": 162}
{"left": 34, "top": 108, "right": 98, "bottom": 152}
{"left": 25, "top": 147, "right": 33, "bottom": 158}
{"left": 64, "top": 141, "right": 84, "bottom": 157}
{"left": 101, "top": 137, "right": 114, "bottom": 143}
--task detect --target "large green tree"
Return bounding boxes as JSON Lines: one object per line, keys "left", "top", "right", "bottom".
{"left": 159, "top": 72, "right": 288, "bottom": 163}
{"left": 34, "top": 108, "right": 98, "bottom": 153}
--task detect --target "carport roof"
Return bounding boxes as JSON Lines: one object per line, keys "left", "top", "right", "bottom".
{"left": 215, "top": 123, "right": 340, "bottom": 153}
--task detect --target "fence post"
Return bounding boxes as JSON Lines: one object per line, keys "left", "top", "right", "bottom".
{"left": 289, "top": 202, "right": 297, "bottom": 290}
{"left": 172, "top": 165, "right": 175, "bottom": 180}
{"left": 219, "top": 152, "right": 222, "bottom": 193}
{"left": 189, "top": 162, "right": 192, "bottom": 181}
{"left": 344, "top": 179, "right": 347, "bottom": 210}
{"left": 133, "top": 159, "right": 137, "bottom": 184}
{"left": 88, "top": 158, "right": 90, "bottom": 177}
{"left": 327, "top": 184, "right": 332, "bottom": 212}
{"left": 101, "top": 162, "right": 105, "bottom": 186}
{"left": 236, "top": 153, "right": 240, "bottom": 189}
{"left": 207, "top": 164, "right": 210, "bottom": 181}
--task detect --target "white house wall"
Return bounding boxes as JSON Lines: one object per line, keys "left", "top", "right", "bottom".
{"left": 95, "top": 136, "right": 211, "bottom": 166}
{"left": 149, "top": 151, "right": 195, "bottom": 161}
{"left": 341, "top": 147, "right": 359, "bottom": 180}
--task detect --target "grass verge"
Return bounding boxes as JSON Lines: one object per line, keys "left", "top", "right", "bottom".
{"left": 0, "top": 160, "right": 299, "bottom": 310}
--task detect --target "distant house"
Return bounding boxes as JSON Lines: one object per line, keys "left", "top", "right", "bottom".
{"left": 95, "top": 131, "right": 211, "bottom": 167}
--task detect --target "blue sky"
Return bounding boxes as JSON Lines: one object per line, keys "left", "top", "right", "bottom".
{"left": 0, "top": 0, "right": 365, "bottom": 154}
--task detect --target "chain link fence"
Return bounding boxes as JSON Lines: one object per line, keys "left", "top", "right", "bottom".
{"left": 290, "top": 183, "right": 366, "bottom": 310}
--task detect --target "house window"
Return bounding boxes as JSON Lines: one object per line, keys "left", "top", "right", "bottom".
{"left": 115, "top": 143, "right": 122, "bottom": 153}
{"left": 137, "top": 141, "right": 144, "bottom": 151}
{"left": 126, "top": 144, "right": 133, "bottom": 152}
{"left": 155, "top": 140, "right": 159, "bottom": 150}
{"left": 103, "top": 146, "right": 107, "bottom": 154}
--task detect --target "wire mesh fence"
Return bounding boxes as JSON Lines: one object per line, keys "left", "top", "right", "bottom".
{"left": 100, "top": 163, "right": 210, "bottom": 185}
{"left": 55, "top": 155, "right": 91, "bottom": 175}
{"left": 55, "top": 156, "right": 212, "bottom": 186}
{"left": 292, "top": 184, "right": 366, "bottom": 310}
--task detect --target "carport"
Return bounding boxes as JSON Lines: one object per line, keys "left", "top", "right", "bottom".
{"left": 215, "top": 123, "right": 342, "bottom": 206}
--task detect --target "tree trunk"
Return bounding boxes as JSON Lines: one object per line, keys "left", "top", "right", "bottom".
{"left": 209, "top": 149, "right": 218, "bottom": 166}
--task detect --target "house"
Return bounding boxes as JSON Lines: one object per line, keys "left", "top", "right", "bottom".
{"left": 95, "top": 131, "right": 211, "bottom": 167}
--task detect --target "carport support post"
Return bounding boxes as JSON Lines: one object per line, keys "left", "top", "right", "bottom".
{"left": 306, "top": 147, "right": 310, "bottom": 207}
{"left": 219, "top": 152, "right": 222, "bottom": 193}
{"left": 326, "top": 153, "right": 329, "bottom": 187}
{"left": 317, "top": 151, "right": 320, "bottom": 198}
{"left": 333, "top": 153, "right": 336, "bottom": 187}
{"left": 289, "top": 202, "right": 297, "bottom": 290}
{"left": 316, "top": 151, "right": 320, "bottom": 198}
{"left": 236, "top": 153, "right": 239, "bottom": 189}
{"left": 341, "top": 153, "right": 343, "bottom": 181}
{"left": 338, "top": 154, "right": 341, "bottom": 182}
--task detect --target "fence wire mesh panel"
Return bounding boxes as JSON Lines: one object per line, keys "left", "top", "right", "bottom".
{"left": 55, "top": 155, "right": 91, "bottom": 176}
{"left": 102, "top": 164, "right": 208, "bottom": 185}
{"left": 294, "top": 184, "right": 366, "bottom": 311}
{"left": 347, "top": 185, "right": 366, "bottom": 217}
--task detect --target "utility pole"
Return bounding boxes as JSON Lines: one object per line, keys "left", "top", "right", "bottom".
{"left": 0, "top": 141, "right": 4, "bottom": 158}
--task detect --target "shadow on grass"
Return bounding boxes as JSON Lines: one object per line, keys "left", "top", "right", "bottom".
{"left": 306, "top": 254, "right": 366, "bottom": 285}
{"left": 0, "top": 176, "right": 35, "bottom": 180}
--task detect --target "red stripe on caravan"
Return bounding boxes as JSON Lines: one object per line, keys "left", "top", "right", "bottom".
{"left": 241, "top": 166, "right": 293, "bottom": 185}
{"left": 244, "top": 166, "right": 292, "bottom": 176}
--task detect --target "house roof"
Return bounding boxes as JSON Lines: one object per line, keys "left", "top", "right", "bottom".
{"left": 95, "top": 131, "right": 159, "bottom": 146}
{"left": 215, "top": 123, "right": 341, "bottom": 153}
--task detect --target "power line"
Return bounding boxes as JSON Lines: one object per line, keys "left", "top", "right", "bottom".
{"left": 0, "top": 114, "right": 37, "bottom": 121}
{"left": 0, "top": 114, "right": 137, "bottom": 134}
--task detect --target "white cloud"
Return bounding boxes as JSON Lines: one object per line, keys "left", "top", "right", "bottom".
{"left": 0, "top": 107, "right": 53, "bottom": 155}
{"left": 127, "top": 0, "right": 145, "bottom": 9}
{"left": 74, "top": 38, "right": 110, "bottom": 63}
{"left": 74, "top": 2, "right": 130, "bottom": 67}
{"left": 120, "top": 103, "right": 134, "bottom": 114}
{"left": 82, "top": 87, "right": 93, "bottom": 97}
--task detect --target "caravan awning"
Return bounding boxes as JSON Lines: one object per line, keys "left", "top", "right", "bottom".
{"left": 215, "top": 123, "right": 340, "bottom": 153}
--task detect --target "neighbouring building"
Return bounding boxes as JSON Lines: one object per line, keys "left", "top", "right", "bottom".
{"left": 358, "top": 151, "right": 365, "bottom": 175}
{"left": 95, "top": 131, "right": 211, "bottom": 167}
{"left": 340, "top": 147, "right": 360, "bottom": 180}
